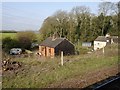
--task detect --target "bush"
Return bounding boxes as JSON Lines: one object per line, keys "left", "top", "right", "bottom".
{"left": 17, "top": 36, "right": 31, "bottom": 49}
{"left": 2, "top": 31, "right": 37, "bottom": 52}
{"left": 2, "top": 37, "right": 19, "bottom": 52}
{"left": 17, "top": 31, "right": 37, "bottom": 49}
{"left": 75, "top": 43, "right": 89, "bottom": 55}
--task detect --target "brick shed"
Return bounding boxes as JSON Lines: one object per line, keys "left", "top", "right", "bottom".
{"left": 39, "top": 37, "right": 75, "bottom": 58}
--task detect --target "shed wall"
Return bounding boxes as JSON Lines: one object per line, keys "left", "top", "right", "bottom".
{"left": 39, "top": 46, "right": 55, "bottom": 57}
{"left": 94, "top": 41, "right": 106, "bottom": 50}
{"left": 55, "top": 39, "right": 75, "bottom": 55}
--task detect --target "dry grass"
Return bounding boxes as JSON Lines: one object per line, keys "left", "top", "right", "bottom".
{"left": 2, "top": 43, "right": 119, "bottom": 88}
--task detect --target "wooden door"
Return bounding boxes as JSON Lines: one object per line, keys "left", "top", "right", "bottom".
{"left": 45, "top": 47, "right": 47, "bottom": 56}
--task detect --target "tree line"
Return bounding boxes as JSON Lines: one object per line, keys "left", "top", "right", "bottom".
{"left": 39, "top": 2, "right": 119, "bottom": 44}
{"left": 0, "top": 30, "right": 17, "bottom": 33}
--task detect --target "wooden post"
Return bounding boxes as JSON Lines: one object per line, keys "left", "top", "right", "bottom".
{"left": 61, "top": 51, "right": 63, "bottom": 66}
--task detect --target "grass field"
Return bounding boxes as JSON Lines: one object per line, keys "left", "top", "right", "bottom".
{"left": 0, "top": 33, "right": 41, "bottom": 42}
{"left": 0, "top": 33, "right": 17, "bottom": 40}
{"left": 2, "top": 44, "right": 119, "bottom": 88}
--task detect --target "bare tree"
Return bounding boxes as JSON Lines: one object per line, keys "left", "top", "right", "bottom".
{"left": 111, "top": 3, "right": 119, "bottom": 15}
{"left": 98, "top": 2, "right": 113, "bottom": 16}
{"left": 71, "top": 6, "right": 91, "bottom": 41}
{"left": 53, "top": 10, "right": 69, "bottom": 37}
{"left": 98, "top": 2, "right": 119, "bottom": 35}
{"left": 98, "top": 2, "right": 111, "bottom": 35}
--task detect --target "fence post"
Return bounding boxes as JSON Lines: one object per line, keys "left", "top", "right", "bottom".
{"left": 61, "top": 51, "right": 63, "bottom": 66}
{"left": 103, "top": 47, "right": 104, "bottom": 54}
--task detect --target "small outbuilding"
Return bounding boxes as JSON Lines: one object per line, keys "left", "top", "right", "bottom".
{"left": 39, "top": 37, "right": 75, "bottom": 58}
{"left": 82, "top": 42, "right": 92, "bottom": 47}
{"left": 94, "top": 34, "right": 118, "bottom": 51}
{"left": 94, "top": 36, "right": 107, "bottom": 50}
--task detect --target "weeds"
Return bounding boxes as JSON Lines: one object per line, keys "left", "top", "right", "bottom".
{"left": 2, "top": 44, "right": 119, "bottom": 88}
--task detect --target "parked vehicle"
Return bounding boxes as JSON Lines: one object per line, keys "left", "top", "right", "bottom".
{"left": 10, "top": 48, "right": 22, "bottom": 55}
{"left": 31, "top": 43, "right": 39, "bottom": 48}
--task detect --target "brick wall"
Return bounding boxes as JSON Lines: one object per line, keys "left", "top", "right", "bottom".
{"left": 39, "top": 46, "right": 55, "bottom": 57}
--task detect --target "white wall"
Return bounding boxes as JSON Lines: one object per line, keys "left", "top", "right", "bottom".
{"left": 94, "top": 41, "right": 106, "bottom": 51}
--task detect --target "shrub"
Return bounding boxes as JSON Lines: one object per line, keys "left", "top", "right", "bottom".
{"left": 17, "top": 31, "right": 37, "bottom": 49}
{"left": 2, "top": 37, "right": 19, "bottom": 52}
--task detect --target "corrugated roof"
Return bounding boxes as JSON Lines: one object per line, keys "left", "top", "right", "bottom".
{"left": 95, "top": 36, "right": 118, "bottom": 42}
{"left": 111, "top": 36, "right": 118, "bottom": 39}
{"left": 40, "top": 37, "right": 65, "bottom": 48}
{"left": 95, "top": 36, "right": 106, "bottom": 42}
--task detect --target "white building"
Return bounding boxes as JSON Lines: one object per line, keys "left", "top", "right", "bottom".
{"left": 94, "top": 34, "right": 118, "bottom": 51}
{"left": 94, "top": 36, "right": 107, "bottom": 51}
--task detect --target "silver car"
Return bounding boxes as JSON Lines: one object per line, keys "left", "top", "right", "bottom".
{"left": 10, "top": 48, "right": 22, "bottom": 55}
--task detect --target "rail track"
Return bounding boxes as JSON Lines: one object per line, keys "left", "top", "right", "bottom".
{"left": 84, "top": 73, "right": 120, "bottom": 90}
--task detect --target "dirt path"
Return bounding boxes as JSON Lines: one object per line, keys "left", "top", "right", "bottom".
{"left": 48, "top": 64, "right": 119, "bottom": 88}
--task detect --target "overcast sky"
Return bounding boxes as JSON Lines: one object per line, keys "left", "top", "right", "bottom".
{"left": 1, "top": 0, "right": 119, "bottom": 31}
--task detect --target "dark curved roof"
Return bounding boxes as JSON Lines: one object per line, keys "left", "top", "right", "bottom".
{"left": 40, "top": 37, "right": 65, "bottom": 48}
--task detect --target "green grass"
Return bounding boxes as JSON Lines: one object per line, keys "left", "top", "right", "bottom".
{"left": 2, "top": 56, "right": 118, "bottom": 88}
{"left": 2, "top": 44, "right": 119, "bottom": 88}
{"left": 0, "top": 33, "right": 17, "bottom": 40}
{"left": 0, "top": 33, "right": 41, "bottom": 43}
